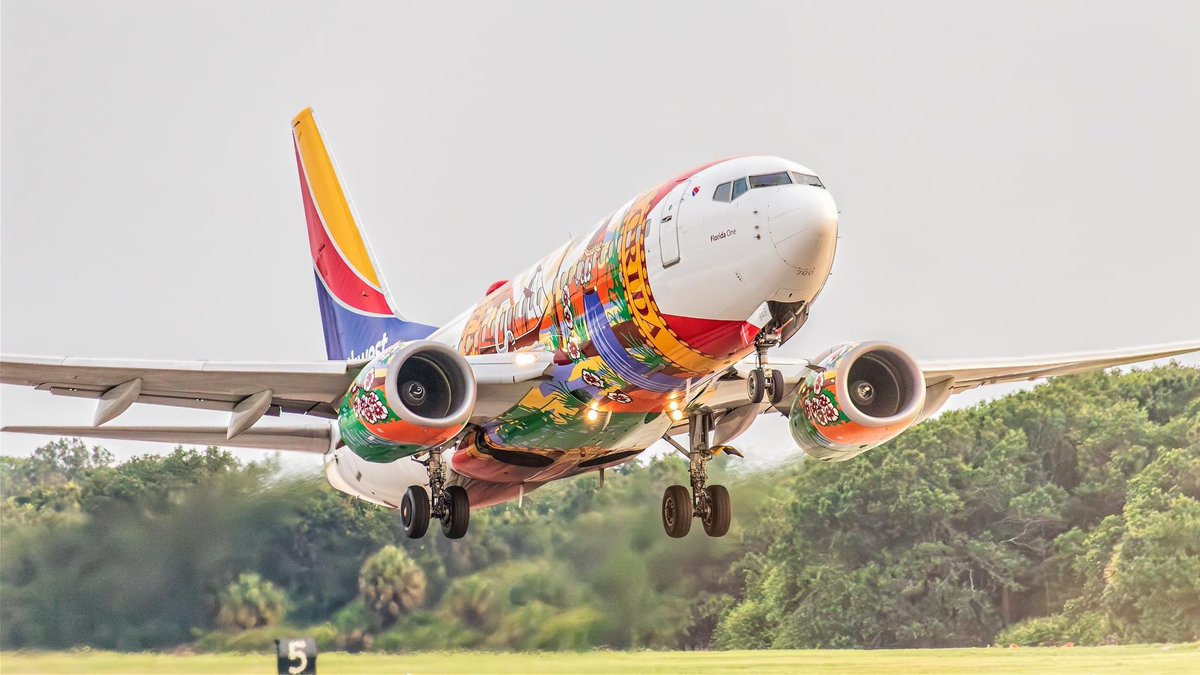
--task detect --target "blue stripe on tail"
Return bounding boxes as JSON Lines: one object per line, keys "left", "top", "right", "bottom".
{"left": 313, "top": 272, "right": 437, "bottom": 360}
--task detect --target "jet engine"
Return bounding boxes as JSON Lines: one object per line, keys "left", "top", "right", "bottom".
{"left": 338, "top": 340, "right": 476, "bottom": 462}
{"left": 789, "top": 341, "right": 925, "bottom": 462}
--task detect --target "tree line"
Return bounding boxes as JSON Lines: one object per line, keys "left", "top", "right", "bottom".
{"left": 1, "top": 364, "right": 1197, "bottom": 651}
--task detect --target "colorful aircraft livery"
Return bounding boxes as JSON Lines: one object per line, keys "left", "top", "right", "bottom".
{"left": 3, "top": 107, "right": 1196, "bottom": 541}
{"left": 292, "top": 109, "right": 435, "bottom": 359}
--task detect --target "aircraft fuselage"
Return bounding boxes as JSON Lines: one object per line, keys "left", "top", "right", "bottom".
{"left": 329, "top": 156, "right": 839, "bottom": 507}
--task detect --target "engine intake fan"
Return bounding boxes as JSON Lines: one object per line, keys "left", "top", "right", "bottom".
{"left": 789, "top": 341, "right": 925, "bottom": 462}
{"left": 338, "top": 341, "right": 476, "bottom": 462}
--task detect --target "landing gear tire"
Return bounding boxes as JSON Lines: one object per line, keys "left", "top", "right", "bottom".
{"left": 662, "top": 484, "right": 693, "bottom": 538}
{"left": 401, "top": 486, "right": 430, "bottom": 539}
{"left": 661, "top": 411, "right": 738, "bottom": 539}
{"left": 766, "top": 368, "right": 786, "bottom": 406}
{"left": 702, "top": 484, "right": 731, "bottom": 537}
{"left": 408, "top": 443, "right": 471, "bottom": 540}
{"left": 747, "top": 369, "right": 766, "bottom": 404}
{"left": 441, "top": 485, "right": 470, "bottom": 539}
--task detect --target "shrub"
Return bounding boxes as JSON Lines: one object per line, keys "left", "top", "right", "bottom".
{"left": 996, "top": 611, "right": 1110, "bottom": 646}
{"left": 359, "top": 545, "right": 427, "bottom": 627}
{"left": 193, "top": 623, "right": 337, "bottom": 653}
{"left": 215, "top": 573, "right": 288, "bottom": 631}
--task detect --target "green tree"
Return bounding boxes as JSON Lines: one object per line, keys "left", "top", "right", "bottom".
{"left": 215, "top": 573, "right": 288, "bottom": 630}
{"left": 359, "top": 545, "right": 427, "bottom": 627}
{"left": 716, "top": 365, "right": 1200, "bottom": 649}
{"left": 3, "top": 364, "right": 1198, "bottom": 652}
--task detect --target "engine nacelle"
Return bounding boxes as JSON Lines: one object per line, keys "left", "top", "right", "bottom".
{"left": 789, "top": 341, "right": 925, "bottom": 462}
{"left": 338, "top": 340, "right": 476, "bottom": 462}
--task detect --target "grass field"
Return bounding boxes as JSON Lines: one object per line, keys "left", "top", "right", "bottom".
{"left": 1, "top": 644, "right": 1197, "bottom": 675}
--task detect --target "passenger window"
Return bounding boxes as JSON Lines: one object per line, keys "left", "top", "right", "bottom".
{"left": 713, "top": 182, "right": 732, "bottom": 202}
{"left": 749, "top": 172, "right": 793, "bottom": 188}
{"left": 731, "top": 178, "right": 748, "bottom": 200}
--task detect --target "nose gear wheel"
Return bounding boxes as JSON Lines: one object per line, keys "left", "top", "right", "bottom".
{"left": 749, "top": 331, "right": 787, "bottom": 407}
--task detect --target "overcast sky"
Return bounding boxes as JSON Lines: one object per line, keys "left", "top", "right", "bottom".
{"left": 3, "top": 1, "right": 1198, "bottom": 469}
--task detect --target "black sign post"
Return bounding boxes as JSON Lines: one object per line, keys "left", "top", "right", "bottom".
{"left": 275, "top": 637, "right": 317, "bottom": 675}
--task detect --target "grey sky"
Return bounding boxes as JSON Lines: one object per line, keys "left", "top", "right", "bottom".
{"left": 3, "top": 1, "right": 1198, "bottom": 468}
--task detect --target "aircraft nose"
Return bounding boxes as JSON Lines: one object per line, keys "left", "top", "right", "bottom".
{"left": 767, "top": 187, "right": 838, "bottom": 269}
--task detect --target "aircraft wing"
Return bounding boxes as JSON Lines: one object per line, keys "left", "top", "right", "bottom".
{"left": 682, "top": 341, "right": 1200, "bottom": 445}
{"left": 0, "top": 355, "right": 359, "bottom": 418}
{"left": 0, "top": 422, "right": 335, "bottom": 453}
{"left": 919, "top": 341, "right": 1200, "bottom": 391}
{"left": 0, "top": 350, "right": 554, "bottom": 449}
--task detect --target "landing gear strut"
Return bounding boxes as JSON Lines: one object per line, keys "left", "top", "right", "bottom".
{"left": 402, "top": 445, "right": 470, "bottom": 540}
{"left": 747, "top": 332, "right": 786, "bottom": 406}
{"left": 661, "top": 412, "right": 733, "bottom": 538}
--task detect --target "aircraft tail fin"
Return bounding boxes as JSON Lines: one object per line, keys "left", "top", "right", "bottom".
{"left": 291, "top": 108, "right": 435, "bottom": 360}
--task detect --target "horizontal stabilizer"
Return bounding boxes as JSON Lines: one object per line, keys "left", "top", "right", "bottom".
{"left": 1, "top": 422, "right": 333, "bottom": 454}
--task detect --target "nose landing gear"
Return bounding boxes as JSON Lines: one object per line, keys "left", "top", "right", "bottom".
{"left": 746, "top": 332, "right": 786, "bottom": 406}
{"left": 402, "top": 444, "right": 470, "bottom": 540}
{"left": 661, "top": 412, "right": 734, "bottom": 538}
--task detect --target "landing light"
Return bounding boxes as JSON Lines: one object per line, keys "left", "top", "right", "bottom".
{"left": 670, "top": 409, "right": 684, "bottom": 422}
{"left": 586, "top": 409, "right": 599, "bottom": 422}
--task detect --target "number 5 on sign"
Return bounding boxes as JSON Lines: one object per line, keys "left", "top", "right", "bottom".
{"left": 275, "top": 637, "right": 317, "bottom": 674}
{"left": 288, "top": 641, "right": 307, "bottom": 674}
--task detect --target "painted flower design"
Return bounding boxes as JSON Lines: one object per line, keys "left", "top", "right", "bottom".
{"left": 562, "top": 288, "right": 573, "bottom": 323}
{"left": 581, "top": 370, "right": 604, "bottom": 388}
{"left": 803, "top": 392, "right": 841, "bottom": 427}
{"left": 566, "top": 340, "right": 581, "bottom": 361}
{"left": 810, "top": 372, "right": 826, "bottom": 393}
{"left": 353, "top": 390, "right": 389, "bottom": 425}
{"left": 606, "top": 391, "right": 632, "bottom": 404}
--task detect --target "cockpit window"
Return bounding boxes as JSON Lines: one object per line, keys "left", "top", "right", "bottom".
{"left": 789, "top": 171, "right": 825, "bottom": 188}
{"left": 717, "top": 172, "right": 822, "bottom": 202}
{"left": 749, "top": 172, "right": 793, "bottom": 188}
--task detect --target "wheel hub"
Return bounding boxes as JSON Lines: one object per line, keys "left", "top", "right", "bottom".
{"left": 851, "top": 380, "right": 875, "bottom": 406}
{"left": 401, "top": 381, "right": 427, "bottom": 407}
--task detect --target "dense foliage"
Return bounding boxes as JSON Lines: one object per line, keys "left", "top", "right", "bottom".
{"left": 1, "top": 365, "right": 1197, "bottom": 651}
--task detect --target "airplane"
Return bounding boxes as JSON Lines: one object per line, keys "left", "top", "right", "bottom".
{"left": 3, "top": 107, "right": 1197, "bottom": 540}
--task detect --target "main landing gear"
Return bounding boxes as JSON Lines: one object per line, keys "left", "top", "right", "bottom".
{"left": 660, "top": 411, "right": 736, "bottom": 538}
{"left": 401, "top": 445, "right": 470, "bottom": 540}
{"left": 746, "top": 332, "right": 785, "bottom": 406}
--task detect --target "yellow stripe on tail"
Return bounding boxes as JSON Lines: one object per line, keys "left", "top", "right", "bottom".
{"left": 292, "top": 107, "right": 382, "bottom": 289}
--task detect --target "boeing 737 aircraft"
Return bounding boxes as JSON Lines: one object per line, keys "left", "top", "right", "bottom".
{"left": 3, "top": 108, "right": 1197, "bottom": 539}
